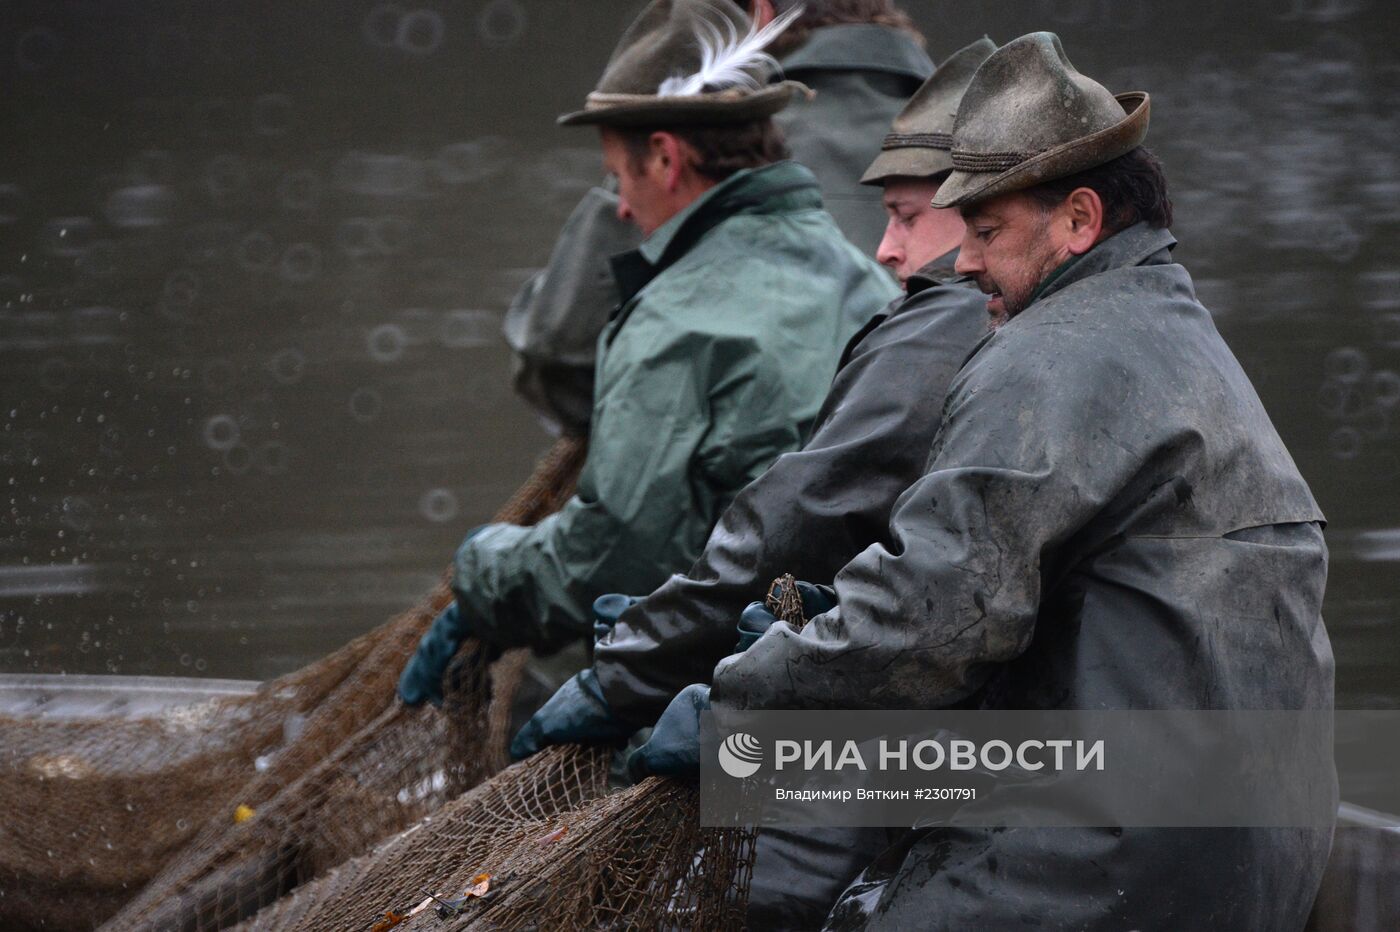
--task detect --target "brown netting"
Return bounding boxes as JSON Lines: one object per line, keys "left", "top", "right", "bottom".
{"left": 0, "top": 437, "right": 587, "bottom": 931}
{"left": 764, "top": 574, "right": 809, "bottom": 629}
{"left": 229, "top": 746, "right": 756, "bottom": 932}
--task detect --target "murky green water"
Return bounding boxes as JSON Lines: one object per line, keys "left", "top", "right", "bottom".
{"left": 1, "top": 0, "right": 1397, "bottom": 706}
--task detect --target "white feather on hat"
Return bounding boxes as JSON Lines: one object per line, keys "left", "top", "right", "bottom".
{"left": 657, "top": 3, "right": 803, "bottom": 97}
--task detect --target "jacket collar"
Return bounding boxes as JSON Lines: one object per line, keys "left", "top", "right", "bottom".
{"left": 837, "top": 246, "right": 967, "bottom": 369}
{"left": 906, "top": 248, "right": 968, "bottom": 295}
{"left": 610, "top": 160, "right": 823, "bottom": 307}
{"left": 1027, "top": 222, "right": 1177, "bottom": 309}
{"left": 778, "top": 24, "right": 933, "bottom": 82}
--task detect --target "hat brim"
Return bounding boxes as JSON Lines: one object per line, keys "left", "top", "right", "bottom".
{"left": 932, "top": 92, "right": 1149, "bottom": 208}
{"left": 558, "top": 82, "right": 803, "bottom": 127}
{"left": 859, "top": 147, "right": 955, "bottom": 187}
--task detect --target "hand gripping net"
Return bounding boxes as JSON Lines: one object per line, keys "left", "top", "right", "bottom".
{"left": 2, "top": 439, "right": 630, "bottom": 930}
{"left": 4, "top": 435, "right": 757, "bottom": 931}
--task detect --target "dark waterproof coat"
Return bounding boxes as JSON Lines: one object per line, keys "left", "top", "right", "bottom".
{"left": 710, "top": 225, "right": 1337, "bottom": 931}
{"left": 504, "top": 25, "right": 932, "bottom": 433}
{"left": 775, "top": 24, "right": 934, "bottom": 256}
{"left": 457, "top": 163, "right": 895, "bottom": 654}
{"left": 594, "top": 255, "right": 988, "bottom": 726}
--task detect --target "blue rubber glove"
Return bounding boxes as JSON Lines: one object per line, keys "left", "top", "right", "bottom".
{"left": 626, "top": 683, "right": 711, "bottom": 782}
{"left": 735, "top": 581, "right": 836, "bottom": 652}
{"left": 509, "top": 668, "right": 634, "bottom": 760}
{"left": 626, "top": 581, "right": 834, "bottom": 780}
{"left": 735, "top": 602, "right": 776, "bottom": 653}
{"left": 591, "top": 593, "right": 642, "bottom": 646}
{"left": 398, "top": 602, "right": 474, "bottom": 707}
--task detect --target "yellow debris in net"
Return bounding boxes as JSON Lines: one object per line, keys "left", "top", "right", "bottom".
{"left": 233, "top": 805, "right": 256, "bottom": 824}
{"left": 464, "top": 873, "right": 491, "bottom": 898}
{"left": 369, "top": 910, "right": 408, "bottom": 932}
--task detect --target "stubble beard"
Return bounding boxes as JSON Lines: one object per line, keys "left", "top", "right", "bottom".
{"left": 991, "top": 234, "right": 1065, "bottom": 328}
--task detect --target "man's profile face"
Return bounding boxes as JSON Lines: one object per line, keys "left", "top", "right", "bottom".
{"left": 876, "top": 177, "right": 955, "bottom": 287}
{"left": 599, "top": 128, "right": 671, "bottom": 237}
{"left": 955, "top": 192, "right": 1069, "bottom": 326}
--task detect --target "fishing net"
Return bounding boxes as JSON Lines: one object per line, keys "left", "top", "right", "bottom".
{"left": 0, "top": 437, "right": 587, "bottom": 931}
{"left": 229, "top": 745, "right": 755, "bottom": 932}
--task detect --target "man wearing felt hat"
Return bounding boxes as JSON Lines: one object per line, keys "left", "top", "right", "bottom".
{"left": 701, "top": 32, "right": 1334, "bottom": 929}
{"left": 859, "top": 36, "right": 992, "bottom": 289}
{"left": 396, "top": 0, "right": 897, "bottom": 705}
{"left": 505, "top": 0, "right": 933, "bottom": 437}
{"left": 509, "top": 38, "right": 996, "bottom": 928}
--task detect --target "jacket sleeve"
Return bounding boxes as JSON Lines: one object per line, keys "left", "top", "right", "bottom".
{"left": 455, "top": 313, "right": 803, "bottom": 655}
{"left": 594, "top": 285, "right": 991, "bottom": 725}
{"left": 709, "top": 323, "right": 1154, "bottom": 711}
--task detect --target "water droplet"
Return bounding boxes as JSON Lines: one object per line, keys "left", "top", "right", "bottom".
{"left": 419, "top": 488, "right": 459, "bottom": 524}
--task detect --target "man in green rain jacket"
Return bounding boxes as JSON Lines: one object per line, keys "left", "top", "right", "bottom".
{"left": 505, "top": 0, "right": 931, "bottom": 434}
{"left": 398, "top": 0, "right": 896, "bottom": 704}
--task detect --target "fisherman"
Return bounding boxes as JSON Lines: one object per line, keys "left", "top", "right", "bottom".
{"left": 505, "top": 0, "right": 933, "bottom": 436}
{"left": 509, "top": 39, "right": 998, "bottom": 928}
{"left": 396, "top": 0, "right": 897, "bottom": 705}
{"left": 629, "top": 32, "right": 1337, "bottom": 929}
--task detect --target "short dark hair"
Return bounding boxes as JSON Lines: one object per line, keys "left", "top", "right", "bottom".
{"left": 767, "top": 1, "right": 924, "bottom": 54}
{"left": 618, "top": 119, "right": 790, "bottom": 182}
{"left": 1025, "top": 147, "right": 1173, "bottom": 234}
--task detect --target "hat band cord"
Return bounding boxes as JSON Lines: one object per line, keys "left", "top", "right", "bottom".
{"left": 950, "top": 147, "right": 1040, "bottom": 174}
{"left": 881, "top": 131, "right": 953, "bottom": 151}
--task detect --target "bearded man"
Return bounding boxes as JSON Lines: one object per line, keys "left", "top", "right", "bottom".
{"left": 396, "top": 0, "right": 896, "bottom": 705}
{"left": 639, "top": 32, "right": 1334, "bottom": 930}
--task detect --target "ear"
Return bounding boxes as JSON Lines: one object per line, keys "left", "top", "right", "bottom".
{"left": 749, "top": 0, "right": 777, "bottom": 29}
{"left": 652, "top": 132, "right": 687, "bottom": 192}
{"left": 1062, "top": 188, "right": 1105, "bottom": 255}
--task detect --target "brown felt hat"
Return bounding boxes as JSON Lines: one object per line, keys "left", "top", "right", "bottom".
{"left": 932, "top": 32, "right": 1150, "bottom": 208}
{"left": 558, "top": 0, "right": 806, "bottom": 128}
{"left": 860, "top": 37, "right": 998, "bottom": 186}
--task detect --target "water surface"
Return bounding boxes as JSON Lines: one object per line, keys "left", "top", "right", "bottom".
{"left": 1, "top": 0, "right": 1396, "bottom": 706}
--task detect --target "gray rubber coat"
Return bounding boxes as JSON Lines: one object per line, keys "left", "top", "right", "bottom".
{"left": 709, "top": 224, "right": 1336, "bottom": 931}
{"left": 593, "top": 253, "right": 990, "bottom": 726}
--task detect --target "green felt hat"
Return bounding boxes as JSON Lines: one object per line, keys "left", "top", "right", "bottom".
{"left": 932, "top": 32, "right": 1150, "bottom": 208}
{"left": 860, "top": 37, "right": 998, "bottom": 186}
{"left": 558, "top": 0, "right": 807, "bottom": 128}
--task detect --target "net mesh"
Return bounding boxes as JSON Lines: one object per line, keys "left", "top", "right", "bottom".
{"left": 229, "top": 746, "right": 755, "bottom": 932}
{"left": 1, "top": 438, "right": 588, "bottom": 930}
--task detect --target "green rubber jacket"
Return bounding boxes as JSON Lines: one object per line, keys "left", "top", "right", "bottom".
{"left": 503, "top": 24, "right": 931, "bottom": 433}
{"left": 456, "top": 161, "right": 898, "bottom": 654}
